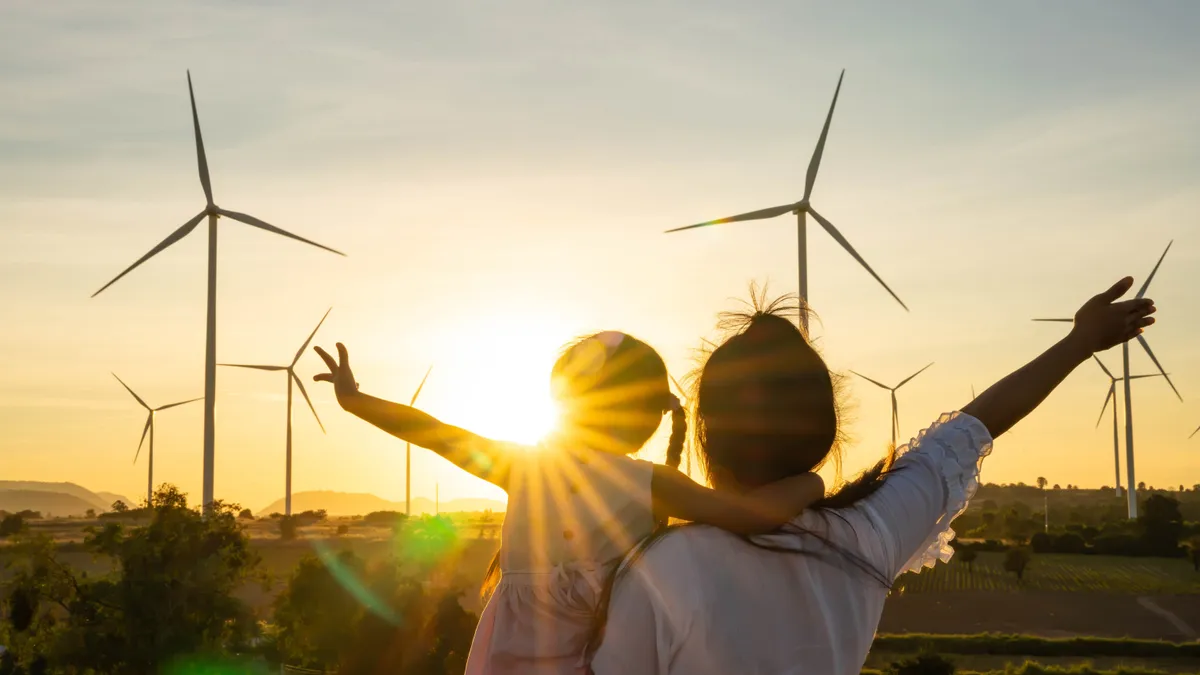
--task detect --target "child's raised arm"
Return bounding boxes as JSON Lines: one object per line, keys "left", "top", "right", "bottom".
{"left": 650, "top": 466, "right": 824, "bottom": 534}
{"left": 313, "top": 343, "right": 517, "bottom": 489}
{"left": 962, "top": 277, "right": 1156, "bottom": 439}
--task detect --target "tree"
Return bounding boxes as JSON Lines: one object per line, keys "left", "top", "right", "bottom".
{"left": 1183, "top": 537, "right": 1200, "bottom": 572}
{"left": 1138, "top": 494, "right": 1184, "bottom": 556}
{"left": 0, "top": 484, "right": 262, "bottom": 673}
{"left": 85, "top": 509, "right": 96, "bottom": 519}
{"left": 0, "top": 513, "right": 25, "bottom": 538}
{"left": 1004, "top": 547, "right": 1032, "bottom": 582}
{"left": 1053, "top": 484, "right": 1061, "bottom": 490}
{"left": 337, "top": 524, "right": 350, "bottom": 536}
{"left": 958, "top": 547, "right": 978, "bottom": 573}
{"left": 238, "top": 508, "right": 254, "bottom": 520}
{"left": 1138, "top": 481, "right": 1147, "bottom": 491}
{"left": 111, "top": 499, "right": 129, "bottom": 513}
{"left": 280, "top": 515, "right": 299, "bottom": 541}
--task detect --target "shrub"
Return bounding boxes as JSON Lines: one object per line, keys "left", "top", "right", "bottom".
{"left": 1004, "top": 547, "right": 1032, "bottom": 582}
{"left": 884, "top": 653, "right": 955, "bottom": 675}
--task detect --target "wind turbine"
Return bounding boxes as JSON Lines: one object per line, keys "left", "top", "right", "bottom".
{"left": 665, "top": 70, "right": 907, "bottom": 332}
{"left": 406, "top": 366, "right": 433, "bottom": 517}
{"left": 1092, "top": 355, "right": 1163, "bottom": 497}
{"left": 112, "top": 374, "right": 202, "bottom": 506}
{"left": 1033, "top": 242, "right": 1180, "bottom": 518}
{"left": 91, "top": 72, "right": 344, "bottom": 511}
{"left": 850, "top": 363, "right": 934, "bottom": 448}
{"left": 220, "top": 308, "right": 331, "bottom": 516}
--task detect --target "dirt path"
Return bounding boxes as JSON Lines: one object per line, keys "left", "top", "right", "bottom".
{"left": 1137, "top": 596, "right": 1197, "bottom": 639}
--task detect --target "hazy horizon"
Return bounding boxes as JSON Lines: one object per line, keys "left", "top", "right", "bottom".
{"left": 3, "top": 1, "right": 1199, "bottom": 509}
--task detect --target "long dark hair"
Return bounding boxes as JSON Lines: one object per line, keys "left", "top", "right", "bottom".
{"left": 583, "top": 288, "right": 900, "bottom": 660}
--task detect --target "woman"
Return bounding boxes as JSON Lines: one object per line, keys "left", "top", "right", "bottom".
{"left": 589, "top": 277, "right": 1156, "bottom": 675}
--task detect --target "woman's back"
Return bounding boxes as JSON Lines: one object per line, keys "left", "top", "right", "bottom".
{"left": 592, "top": 412, "right": 993, "bottom": 675}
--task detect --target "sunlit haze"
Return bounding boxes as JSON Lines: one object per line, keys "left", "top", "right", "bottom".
{"left": 3, "top": 2, "right": 1199, "bottom": 512}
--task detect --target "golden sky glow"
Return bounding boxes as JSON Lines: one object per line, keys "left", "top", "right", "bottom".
{"left": 2, "top": 2, "right": 1200, "bottom": 511}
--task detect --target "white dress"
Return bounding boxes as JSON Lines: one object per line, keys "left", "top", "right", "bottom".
{"left": 465, "top": 442, "right": 656, "bottom": 675}
{"left": 591, "top": 412, "right": 994, "bottom": 675}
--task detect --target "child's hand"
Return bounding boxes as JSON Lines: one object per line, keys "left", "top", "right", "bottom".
{"left": 314, "top": 343, "right": 360, "bottom": 408}
{"left": 1068, "top": 277, "right": 1156, "bottom": 355}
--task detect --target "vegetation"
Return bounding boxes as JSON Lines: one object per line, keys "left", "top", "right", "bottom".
{"left": 1004, "top": 548, "right": 1033, "bottom": 582}
{"left": 896, "top": 552, "right": 1200, "bottom": 594}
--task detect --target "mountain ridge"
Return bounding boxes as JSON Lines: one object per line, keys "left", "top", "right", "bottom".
{"left": 256, "top": 490, "right": 505, "bottom": 517}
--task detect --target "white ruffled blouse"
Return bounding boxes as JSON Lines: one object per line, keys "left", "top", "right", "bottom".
{"left": 591, "top": 412, "right": 993, "bottom": 675}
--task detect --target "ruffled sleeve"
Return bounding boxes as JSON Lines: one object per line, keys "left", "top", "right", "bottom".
{"left": 859, "top": 412, "right": 993, "bottom": 578}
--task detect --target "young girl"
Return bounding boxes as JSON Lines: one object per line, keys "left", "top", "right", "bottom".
{"left": 312, "top": 331, "right": 825, "bottom": 674}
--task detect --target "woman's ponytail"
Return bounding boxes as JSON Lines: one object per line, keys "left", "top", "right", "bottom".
{"left": 665, "top": 395, "right": 687, "bottom": 470}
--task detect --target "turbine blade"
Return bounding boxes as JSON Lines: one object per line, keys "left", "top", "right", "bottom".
{"left": 849, "top": 370, "right": 891, "bottom": 391}
{"left": 134, "top": 414, "right": 151, "bottom": 464}
{"left": 1097, "top": 384, "right": 1114, "bottom": 429}
{"left": 1136, "top": 241, "right": 1172, "bottom": 299}
{"left": 156, "top": 397, "right": 204, "bottom": 411}
{"left": 896, "top": 362, "right": 934, "bottom": 389}
{"left": 112, "top": 373, "right": 150, "bottom": 410}
{"left": 1092, "top": 355, "right": 1114, "bottom": 380}
{"left": 1127, "top": 373, "right": 1164, "bottom": 380}
{"left": 217, "top": 364, "right": 287, "bottom": 371}
{"left": 410, "top": 365, "right": 433, "bottom": 406}
{"left": 808, "top": 208, "right": 908, "bottom": 311}
{"left": 217, "top": 208, "right": 346, "bottom": 256}
{"left": 1032, "top": 318, "right": 1073, "bottom": 323}
{"left": 1190, "top": 424, "right": 1199, "bottom": 440}
{"left": 1136, "top": 335, "right": 1182, "bottom": 401}
{"left": 293, "top": 307, "right": 333, "bottom": 366}
{"left": 92, "top": 211, "right": 206, "bottom": 297}
{"left": 665, "top": 203, "right": 797, "bottom": 233}
{"left": 971, "top": 385, "right": 976, "bottom": 400}
{"left": 292, "top": 371, "right": 325, "bottom": 434}
{"left": 891, "top": 392, "right": 899, "bottom": 439}
{"left": 187, "top": 71, "right": 214, "bottom": 207}
{"left": 804, "top": 69, "right": 844, "bottom": 201}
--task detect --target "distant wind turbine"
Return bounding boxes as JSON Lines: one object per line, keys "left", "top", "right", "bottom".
{"left": 850, "top": 363, "right": 933, "bottom": 448}
{"left": 406, "top": 366, "right": 433, "bottom": 517}
{"left": 1091, "top": 355, "right": 1163, "bottom": 497}
{"left": 666, "top": 70, "right": 907, "bottom": 332}
{"left": 91, "top": 72, "right": 345, "bottom": 511}
{"left": 112, "top": 374, "right": 202, "bottom": 506}
{"left": 220, "top": 308, "right": 331, "bottom": 516}
{"left": 1033, "top": 242, "right": 1180, "bottom": 518}
{"left": 1191, "top": 424, "right": 1199, "bottom": 440}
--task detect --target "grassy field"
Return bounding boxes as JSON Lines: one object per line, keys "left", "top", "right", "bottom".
{"left": 895, "top": 552, "right": 1200, "bottom": 595}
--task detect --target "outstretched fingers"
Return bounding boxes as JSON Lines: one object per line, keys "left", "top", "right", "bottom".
{"left": 313, "top": 345, "right": 338, "bottom": 382}
{"left": 1095, "top": 277, "right": 1134, "bottom": 305}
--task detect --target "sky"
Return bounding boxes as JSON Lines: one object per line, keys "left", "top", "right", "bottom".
{"left": 2, "top": 1, "right": 1199, "bottom": 512}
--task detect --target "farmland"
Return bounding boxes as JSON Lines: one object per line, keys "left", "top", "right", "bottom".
{"left": 895, "top": 552, "right": 1200, "bottom": 595}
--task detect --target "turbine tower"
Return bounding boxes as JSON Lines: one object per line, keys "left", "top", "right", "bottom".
{"left": 1033, "top": 242, "right": 1180, "bottom": 518}
{"left": 850, "top": 363, "right": 933, "bottom": 448}
{"left": 406, "top": 366, "right": 433, "bottom": 517}
{"left": 112, "top": 374, "right": 202, "bottom": 506}
{"left": 666, "top": 70, "right": 907, "bottom": 331}
{"left": 91, "top": 72, "right": 344, "bottom": 511}
{"left": 1091, "top": 355, "right": 1162, "bottom": 497}
{"left": 220, "top": 308, "right": 331, "bottom": 516}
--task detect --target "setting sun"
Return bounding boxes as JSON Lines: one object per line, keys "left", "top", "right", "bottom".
{"left": 426, "top": 313, "right": 571, "bottom": 447}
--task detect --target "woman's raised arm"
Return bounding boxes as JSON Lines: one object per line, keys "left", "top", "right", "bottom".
{"left": 962, "top": 277, "right": 1156, "bottom": 439}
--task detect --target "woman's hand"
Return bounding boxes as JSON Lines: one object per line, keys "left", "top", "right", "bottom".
{"left": 313, "top": 343, "right": 360, "bottom": 409}
{"left": 1068, "top": 277, "right": 1157, "bottom": 356}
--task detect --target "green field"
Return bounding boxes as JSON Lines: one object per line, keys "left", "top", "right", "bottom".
{"left": 896, "top": 553, "right": 1200, "bottom": 594}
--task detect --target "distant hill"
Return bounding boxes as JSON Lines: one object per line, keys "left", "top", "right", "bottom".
{"left": 0, "top": 490, "right": 99, "bottom": 517}
{"left": 96, "top": 491, "right": 136, "bottom": 509}
{"left": 0, "top": 481, "right": 112, "bottom": 515}
{"left": 257, "top": 490, "right": 505, "bottom": 517}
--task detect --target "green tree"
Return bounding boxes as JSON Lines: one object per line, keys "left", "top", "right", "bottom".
{"left": 1138, "top": 494, "right": 1184, "bottom": 556}
{"left": 111, "top": 500, "right": 129, "bottom": 513}
{"left": 273, "top": 550, "right": 367, "bottom": 669}
{"left": 885, "top": 652, "right": 956, "bottom": 675}
{"left": 0, "top": 513, "right": 25, "bottom": 538}
{"left": 1004, "top": 547, "right": 1032, "bottom": 582}
{"left": 0, "top": 484, "right": 262, "bottom": 673}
